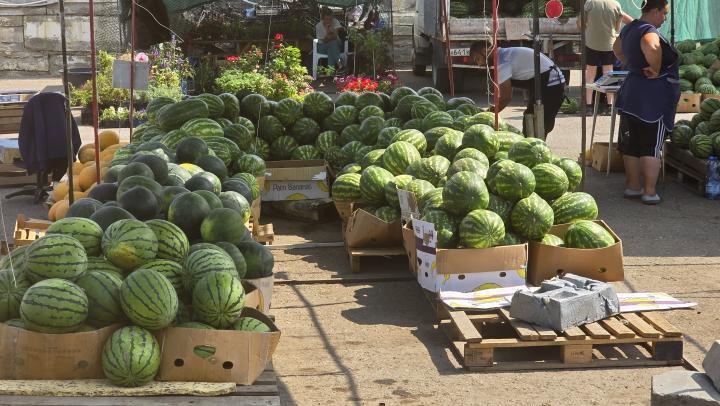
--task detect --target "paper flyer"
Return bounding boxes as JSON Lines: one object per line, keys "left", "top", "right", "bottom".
{"left": 617, "top": 292, "right": 697, "bottom": 313}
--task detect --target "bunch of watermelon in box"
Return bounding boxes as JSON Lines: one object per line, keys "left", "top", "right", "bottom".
{"left": 672, "top": 97, "right": 720, "bottom": 158}
{"left": 328, "top": 86, "right": 613, "bottom": 249}
{"left": 0, "top": 211, "right": 275, "bottom": 387}
{"left": 676, "top": 38, "right": 720, "bottom": 95}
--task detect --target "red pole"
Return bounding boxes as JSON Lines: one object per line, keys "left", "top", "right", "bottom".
{"left": 129, "top": 0, "right": 136, "bottom": 141}
{"left": 88, "top": 0, "right": 101, "bottom": 184}
{"left": 492, "top": 0, "right": 499, "bottom": 130}
{"left": 440, "top": 0, "right": 455, "bottom": 96}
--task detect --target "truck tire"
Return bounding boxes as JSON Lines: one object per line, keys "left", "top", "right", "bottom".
{"left": 433, "top": 67, "right": 466, "bottom": 94}
{"left": 412, "top": 50, "right": 427, "bottom": 76}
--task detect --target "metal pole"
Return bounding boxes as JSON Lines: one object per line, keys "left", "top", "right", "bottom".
{"left": 670, "top": 0, "right": 675, "bottom": 46}
{"left": 532, "top": 0, "right": 544, "bottom": 139}
{"left": 89, "top": 0, "right": 101, "bottom": 185}
{"left": 580, "top": 0, "right": 587, "bottom": 190}
{"left": 440, "top": 0, "right": 455, "bottom": 96}
{"left": 492, "top": 0, "right": 499, "bottom": 130}
{"left": 129, "top": 0, "right": 136, "bottom": 141}
{"left": 59, "top": 0, "right": 75, "bottom": 204}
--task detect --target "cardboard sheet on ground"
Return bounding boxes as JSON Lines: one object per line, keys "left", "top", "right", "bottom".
{"left": 0, "top": 380, "right": 235, "bottom": 397}
{"left": 440, "top": 288, "right": 697, "bottom": 313}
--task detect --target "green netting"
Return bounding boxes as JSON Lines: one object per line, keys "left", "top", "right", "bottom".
{"left": 163, "top": 0, "right": 212, "bottom": 13}
{"left": 315, "top": 0, "right": 371, "bottom": 7}
{"left": 616, "top": 0, "right": 720, "bottom": 42}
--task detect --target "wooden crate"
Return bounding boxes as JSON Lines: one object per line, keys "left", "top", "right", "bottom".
{"left": 346, "top": 246, "right": 407, "bottom": 273}
{"left": 13, "top": 214, "right": 51, "bottom": 248}
{"left": 0, "top": 96, "right": 31, "bottom": 135}
{"left": 249, "top": 223, "right": 275, "bottom": 245}
{"left": 665, "top": 142, "right": 709, "bottom": 195}
{"left": 0, "top": 366, "right": 279, "bottom": 405}
{"left": 442, "top": 308, "right": 684, "bottom": 371}
{"left": 677, "top": 93, "right": 701, "bottom": 113}
{"left": 0, "top": 163, "right": 41, "bottom": 187}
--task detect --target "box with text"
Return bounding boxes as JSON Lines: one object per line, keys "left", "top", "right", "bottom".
{"left": 261, "top": 160, "right": 329, "bottom": 201}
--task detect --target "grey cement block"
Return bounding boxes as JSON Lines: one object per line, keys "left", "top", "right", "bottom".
{"left": 509, "top": 273, "right": 619, "bottom": 331}
{"left": 652, "top": 371, "right": 720, "bottom": 406}
{"left": 703, "top": 341, "right": 720, "bottom": 392}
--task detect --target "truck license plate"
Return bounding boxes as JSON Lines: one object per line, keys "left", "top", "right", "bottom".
{"left": 450, "top": 48, "right": 470, "bottom": 57}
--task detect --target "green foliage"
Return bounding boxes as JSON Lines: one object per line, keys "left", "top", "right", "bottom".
{"left": 215, "top": 71, "right": 272, "bottom": 96}
{"left": 70, "top": 50, "right": 130, "bottom": 109}
{"left": 348, "top": 28, "right": 394, "bottom": 76}
{"left": 146, "top": 83, "right": 183, "bottom": 102}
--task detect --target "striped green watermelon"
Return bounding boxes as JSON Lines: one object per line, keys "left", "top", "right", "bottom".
{"left": 418, "top": 86, "right": 443, "bottom": 98}
{"left": 531, "top": 163, "right": 569, "bottom": 200}
{"left": 303, "top": 92, "right": 335, "bottom": 122}
{"left": 291, "top": 117, "right": 321, "bottom": 145}
{"left": 508, "top": 138, "right": 552, "bottom": 168}
{"left": 192, "top": 271, "right": 245, "bottom": 328}
{"left": 405, "top": 178, "right": 435, "bottom": 202}
{"left": 424, "top": 127, "right": 456, "bottom": 150}
{"left": 418, "top": 187, "right": 444, "bottom": 214}
{"left": 492, "top": 162, "right": 536, "bottom": 202}
{"left": 394, "top": 94, "right": 426, "bottom": 120}
{"left": 271, "top": 136, "right": 299, "bottom": 160}
{"left": 565, "top": 220, "right": 615, "bottom": 248}
{"left": 340, "top": 125, "right": 362, "bottom": 145}
{"left": 219, "top": 93, "right": 240, "bottom": 120}
{"left": 102, "top": 219, "right": 159, "bottom": 271}
{"left": 340, "top": 163, "right": 362, "bottom": 175}
{"left": 235, "top": 154, "right": 266, "bottom": 177}
{"left": 359, "top": 105, "right": 385, "bottom": 122}
{"left": 360, "top": 149, "right": 385, "bottom": 169}
{"left": 553, "top": 158, "right": 583, "bottom": 191}
{"left": 26, "top": 234, "right": 87, "bottom": 281}
{"left": 258, "top": 115, "right": 285, "bottom": 143}
{"left": 360, "top": 166, "right": 394, "bottom": 204}
{"left": 233, "top": 316, "right": 271, "bottom": 332}
{"left": 183, "top": 248, "right": 237, "bottom": 294}
{"left": 404, "top": 159, "right": 422, "bottom": 178}
{"left": 510, "top": 193, "right": 554, "bottom": 240}
{"left": 445, "top": 109, "right": 466, "bottom": 120}
{"left": 102, "top": 326, "right": 161, "bottom": 387}
{"left": 459, "top": 209, "right": 505, "bottom": 248}
{"left": 0, "top": 245, "right": 28, "bottom": 277}
{"left": 224, "top": 123, "right": 253, "bottom": 151}
{"left": 442, "top": 171, "right": 489, "bottom": 215}
{"left": 195, "top": 93, "right": 225, "bottom": 118}
{"left": 316, "top": 130, "right": 340, "bottom": 154}
{"left": 421, "top": 209, "right": 459, "bottom": 248}
{"left": 156, "top": 98, "right": 209, "bottom": 131}
{"left": 355, "top": 92, "right": 383, "bottom": 110}
{"left": 291, "top": 145, "right": 322, "bottom": 160}
{"left": 353, "top": 146, "right": 374, "bottom": 163}
{"left": 137, "top": 259, "right": 184, "bottom": 295}
{"left": 709, "top": 109, "right": 720, "bottom": 132}
{"left": 390, "top": 87, "right": 417, "bottom": 108}
{"left": 416, "top": 155, "right": 451, "bottom": 186}
{"left": 422, "top": 111, "right": 454, "bottom": 130}
{"left": 4, "top": 318, "right": 25, "bottom": 329}
{"left": 410, "top": 99, "right": 439, "bottom": 120}
{"left": 336, "top": 91, "right": 358, "bottom": 107}
{"left": 324, "top": 146, "right": 345, "bottom": 170}
{"left": 249, "top": 137, "right": 271, "bottom": 160}
{"left": 274, "top": 98, "right": 303, "bottom": 127}
{"left": 181, "top": 118, "right": 224, "bottom": 139}
{"left": 550, "top": 192, "right": 598, "bottom": 224}
{"left": 454, "top": 148, "right": 489, "bottom": 165}
{"left": 434, "top": 131, "right": 464, "bottom": 160}
{"left": 448, "top": 157, "right": 488, "bottom": 178}
{"left": 200, "top": 208, "right": 246, "bottom": 244}
{"left": 177, "top": 321, "right": 214, "bottom": 329}
{"left": 146, "top": 97, "right": 175, "bottom": 124}
{"left": 206, "top": 136, "right": 241, "bottom": 162}
{"left": 391, "top": 129, "right": 427, "bottom": 155}
{"left": 340, "top": 141, "right": 365, "bottom": 165}
{"left": 20, "top": 278, "right": 88, "bottom": 333}
{"left": 500, "top": 232, "right": 523, "bottom": 246}
{"left": 160, "top": 129, "right": 188, "bottom": 149}
{"left": 46, "top": 217, "right": 103, "bottom": 257}
{"left": 384, "top": 174, "right": 414, "bottom": 208}
{"left": 496, "top": 131, "right": 526, "bottom": 152}
{"left": 324, "top": 105, "right": 358, "bottom": 132}
{"left": 541, "top": 234, "right": 565, "bottom": 247}
{"left": 0, "top": 269, "right": 29, "bottom": 322}
{"left": 383, "top": 141, "right": 421, "bottom": 175}
{"left": 230, "top": 172, "right": 261, "bottom": 200}
{"left": 487, "top": 194, "right": 513, "bottom": 227}
{"left": 145, "top": 219, "right": 189, "bottom": 263}
{"left": 689, "top": 134, "right": 713, "bottom": 158}
{"left": 120, "top": 268, "right": 178, "bottom": 330}
{"left": 75, "top": 270, "right": 125, "bottom": 328}
{"left": 384, "top": 118, "right": 404, "bottom": 128}
{"left": 86, "top": 256, "right": 124, "bottom": 278}
{"left": 462, "top": 124, "right": 499, "bottom": 159}
{"left": 696, "top": 121, "right": 712, "bottom": 135}
{"left": 374, "top": 206, "right": 400, "bottom": 223}
{"left": 422, "top": 93, "right": 447, "bottom": 111}
{"left": 714, "top": 133, "right": 720, "bottom": 155}
{"left": 359, "top": 116, "right": 385, "bottom": 145}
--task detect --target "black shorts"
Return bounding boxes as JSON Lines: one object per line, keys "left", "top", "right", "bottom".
{"left": 524, "top": 83, "right": 565, "bottom": 136}
{"left": 585, "top": 46, "right": 616, "bottom": 67}
{"left": 618, "top": 114, "right": 668, "bottom": 158}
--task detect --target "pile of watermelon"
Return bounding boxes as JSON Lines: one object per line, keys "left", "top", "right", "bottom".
{"left": 676, "top": 39, "right": 720, "bottom": 95}
{"left": 670, "top": 98, "right": 720, "bottom": 159}
{"left": 330, "top": 86, "right": 615, "bottom": 249}
{"left": 0, "top": 213, "right": 275, "bottom": 387}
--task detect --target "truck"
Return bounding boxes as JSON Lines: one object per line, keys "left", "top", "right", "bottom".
{"left": 412, "top": 0, "right": 582, "bottom": 92}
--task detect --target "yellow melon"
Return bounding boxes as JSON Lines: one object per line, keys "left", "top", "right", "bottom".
{"left": 78, "top": 165, "right": 99, "bottom": 190}
{"left": 52, "top": 199, "right": 70, "bottom": 220}
{"left": 72, "top": 161, "right": 84, "bottom": 175}
{"left": 78, "top": 144, "right": 96, "bottom": 163}
{"left": 100, "top": 166, "right": 109, "bottom": 180}
{"left": 48, "top": 201, "right": 58, "bottom": 221}
{"left": 52, "top": 182, "right": 69, "bottom": 202}
{"left": 99, "top": 130, "right": 120, "bottom": 150}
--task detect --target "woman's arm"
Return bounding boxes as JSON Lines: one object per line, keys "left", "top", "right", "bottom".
{"left": 640, "top": 32, "right": 662, "bottom": 78}
{"left": 496, "top": 80, "right": 513, "bottom": 112}
{"left": 613, "top": 37, "right": 626, "bottom": 65}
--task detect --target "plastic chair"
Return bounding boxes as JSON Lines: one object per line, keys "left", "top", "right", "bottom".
{"left": 312, "top": 38, "right": 351, "bottom": 79}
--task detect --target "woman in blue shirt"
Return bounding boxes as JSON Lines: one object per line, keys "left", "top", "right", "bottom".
{"left": 613, "top": 0, "right": 679, "bottom": 205}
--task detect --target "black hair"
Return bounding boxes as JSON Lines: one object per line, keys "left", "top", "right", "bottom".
{"left": 642, "top": 0, "right": 668, "bottom": 13}
{"left": 320, "top": 6, "right": 333, "bottom": 17}
{"left": 470, "top": 40, "right": 493, "bottom": 57}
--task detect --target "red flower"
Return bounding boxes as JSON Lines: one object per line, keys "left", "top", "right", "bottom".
{"left": 273, "top": 44, "right": 281, "bottom": 49}
{"left": 226, "top": 55, "right": 239, "bottom": 62}
{"left": 274, "top": 33, "right": 283, "bottom": 41}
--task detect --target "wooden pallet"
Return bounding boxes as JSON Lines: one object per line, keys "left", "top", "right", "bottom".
{"left": 249, "top": 223, "right": 274, "bottom": 245}
{"left": 347, "top": 246, "right": 407, "bottom": 273}
{"left": 665, "top": 142, "right": 709, "bottom": 195}
{"left": 442, "top": 308, "right": 684, "bottom": 371}
{"left": 0, "top": 368, "right": 279, "bottom": 405}
{"left": 0, "top": 163, "right": 42, "bottom": 187}
{"left": 13, "top": 214, "right": 51, "bottom": 247}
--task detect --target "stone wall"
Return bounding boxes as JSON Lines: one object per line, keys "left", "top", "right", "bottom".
{"left": 391, "top": 0, "right": 415, "bottom": 68}
{"left": 0, "top": 0, "right": 120, "bottom": 77}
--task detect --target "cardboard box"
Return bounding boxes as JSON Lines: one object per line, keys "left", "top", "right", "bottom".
{"left": 0, "top": 139, "right": 21, "bottom": 164}
{"left": 401, "top": 224, "right": 417, "bottom": 275}
{"left": 592, "top": 142, "right": 624, "bottom": 173}
{"left": 245, "top": 275, "right": 273, "bottom": 314}
{"left": 155, "top": 308, "right": 280, "bottom": 385}
{"left": 242, "top": 280, "right": 264, "bottom": 313}
{"left": 527, "top": 220, "right": 624, "bottom": 286}
{"left": 411, "top": 219, "right": 528, "bottom": 293}
{"left": 677, "top": 92, "right": 701, "bottom": 113}
{"left": 345, "top": 208, "right": 403, "bottom": 248}
{"left": 0, "top": 323, "right": 119, "bottom": 379}
{"left": 262, "top": 160, "right": 329, "bottom": 201}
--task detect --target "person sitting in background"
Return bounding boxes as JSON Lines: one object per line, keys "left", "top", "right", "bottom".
{"left": 316, "top": 7, "right": 344, "bottom": 71}
{"left": 613, "top": 0, "right": 679, "bottom": 205}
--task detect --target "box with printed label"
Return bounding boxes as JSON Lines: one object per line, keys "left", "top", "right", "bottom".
{"left": 262, "top": 160, "right": 329, "bottom": 201}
